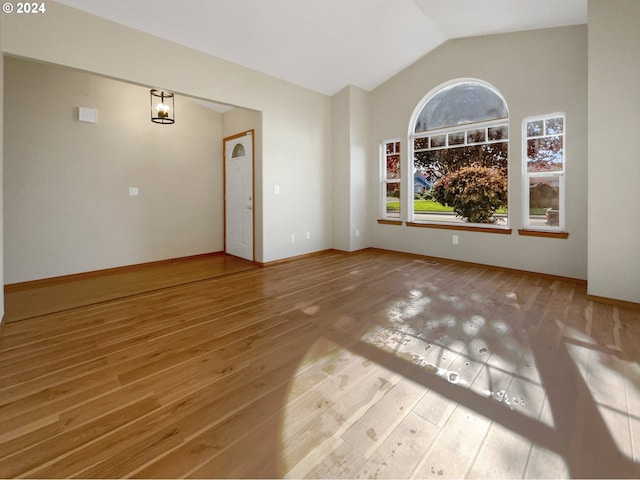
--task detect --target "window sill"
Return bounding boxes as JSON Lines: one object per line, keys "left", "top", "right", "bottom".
{"left": 518, "top": 229, "right": 569, "bottom": 239}
{"left": 406, "top": 222, "right": 512, "bottom": 234}
{"left": 378, "top": 219, "right": 403, "bottom": 226}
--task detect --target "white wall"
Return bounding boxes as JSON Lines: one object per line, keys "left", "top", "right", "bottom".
{"left": 369, "top": 26, "right": 588, "bottom": 279}
{"left": 4, "top": 57, "right": 224, "bottom": 283}
{"left": 1, "top": 1, "right": 333, "bottom": 266}
{"left": 588, "top": 0, "right": 640, "bottom": 303}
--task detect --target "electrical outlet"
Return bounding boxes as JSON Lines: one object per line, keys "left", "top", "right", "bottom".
{"left": 129, "top": 187, "right": 139, "bottom": 196}
{"left": 306, "top": 232, "right": 311, "bottom": 239}
{"left": 452, "top": 234, "right": 459, "bottom": 245}
{"left": 355, "top": 229, "right": 360, "bottom": 237}
{"left": 290, "top": 233, "right": 295, "bottom": 242}
{"left": 275, "top": 184, "right": 280, "bottom": 195}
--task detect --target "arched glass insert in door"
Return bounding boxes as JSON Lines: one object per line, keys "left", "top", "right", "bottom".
{"left": 232, "top": 143, "right": 246, "bottom": 158}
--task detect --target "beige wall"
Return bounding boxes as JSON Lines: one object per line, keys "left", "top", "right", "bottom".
{"left": 1, "top": 1, "right": 333, "bottom": 265}
{"left": 331, "top": 87, "right": 350, "bottom": 251}
{"left": 331, "top": 85, "right": 371, "bottom": 252}
{"left": 3, "top": 2, "right": 637, "bottom": 306}
{"left": 4, "top": 57, "right": 224, "bottom": 283}
{"left": 588, "top": 0, "right": 640, "bottom": 303}
{"left": 369, "top": 25, "right": 588, "bottom": 279}
{"left": 0, "top": 16, "right": 4, "bottom": 322}
{"left": 348, "top": 86, "right": 370, "bottom": 251}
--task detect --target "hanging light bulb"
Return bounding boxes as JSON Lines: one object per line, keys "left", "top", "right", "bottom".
{"left": 155, "top": 102, "right": 170, "bottom": 118}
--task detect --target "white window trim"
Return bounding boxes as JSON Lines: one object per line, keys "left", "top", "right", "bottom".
{"left": 413, "top": 119, "right": 509, "bottom": 153}
{"left": 521, "top": 112, "right": 566, "bottom": 232}
{"left": 407, "top": 79, "right": 510, "bottom": 229}
{"left": 380, "top": 138, "right": 401, "bottom": 221}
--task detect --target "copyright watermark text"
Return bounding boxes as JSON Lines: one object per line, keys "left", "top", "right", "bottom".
{"left": 2, "top": 2, "right": 47, "bottom": 14}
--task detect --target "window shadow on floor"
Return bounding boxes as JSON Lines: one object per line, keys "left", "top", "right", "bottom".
{"left": 308, "top": 262, "right": 640, "bottom": 479}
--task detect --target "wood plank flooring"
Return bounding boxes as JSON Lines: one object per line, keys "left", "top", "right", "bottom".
{"left": 3, "top": 253, "right": 257, "bottom": 322}
{"left": 0, "top": 249, "right": 639, "bottom": 478}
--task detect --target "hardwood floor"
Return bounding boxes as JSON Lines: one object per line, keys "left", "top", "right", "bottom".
{"left": 3, "top": 253, "right": 257, "bottom": 322}
{"left": 0, "top": 249, "right": 639, "bottom": 478}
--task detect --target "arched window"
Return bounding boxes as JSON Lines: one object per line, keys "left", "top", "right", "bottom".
{"left": 409, "top": 80, "right": 509, "bottom": 226}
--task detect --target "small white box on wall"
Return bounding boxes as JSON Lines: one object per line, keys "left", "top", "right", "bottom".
{"left": 78, "top": 107, "right": 97, "bottom": 123}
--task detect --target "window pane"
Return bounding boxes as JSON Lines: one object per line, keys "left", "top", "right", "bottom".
{"left": 545, "top": 117, "right": 564, "bottom": 135}
{"left": 414, "top": 137, "right": 429, "bottom": 150}
{"left": 386, "top": 154, "right": 400, "bottom": 179}
{"left": 413, "top": 150, "right": 430, "bottom": 167}
{"left": 488, "top": 126, "right": 508, "bottom": 141}
{"left": 467, "top": 129, "right": 486, "bottom": 144}
{"left": 414, "top": 82, "right": 508, "bottom": 132}
{"left": 431, "top": 135, "right": 446, "bottom": 148}
{"left": 413, "top": 141, "right": 508, "bottom": 225}
{"left": 386, "top": 183, "right": 400, "bottom": 218}
{"left": 414, "top": 142, "right": 508, "bottom": 186}
{"left": 527, "top": 120, "right": 543, "bottom": 137}
{"left": 529, "top": 177, "right": 560, "bottom": 227}
{"left": 385, "top": 141, "right": 399, "bottom": 155}
{"left": 527, "top": 136, "right": 563, "bottom": 172}
{"left": 448, "top": 132, "right": 465, "bottom": 146}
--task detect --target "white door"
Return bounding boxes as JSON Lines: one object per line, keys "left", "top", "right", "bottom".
{"left": 224, "top": 131, "right": 254, "bottom": 260}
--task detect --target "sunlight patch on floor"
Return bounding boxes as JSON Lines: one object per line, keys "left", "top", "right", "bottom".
{"left": 280, "top": 276, "right": 639, "bottom": 478}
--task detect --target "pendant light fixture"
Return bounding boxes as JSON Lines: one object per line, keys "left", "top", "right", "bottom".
{"left": 150, "top": 89, "right": 175, "bottom": 124}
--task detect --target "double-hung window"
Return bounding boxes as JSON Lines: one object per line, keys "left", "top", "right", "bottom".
{"left": 381, "top": 139, "right": 401, "bottom": 220}
{"left": 523, "top": 113, "right": 566, "bottom": 231}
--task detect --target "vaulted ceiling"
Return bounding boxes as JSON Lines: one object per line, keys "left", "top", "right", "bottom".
{"left": 54, "top": 0, "right": 587, "bottom": 96}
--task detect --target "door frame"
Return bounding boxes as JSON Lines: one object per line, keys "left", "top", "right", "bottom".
{"left": 223, "top": 129, "right": 255, "bottom": 261}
